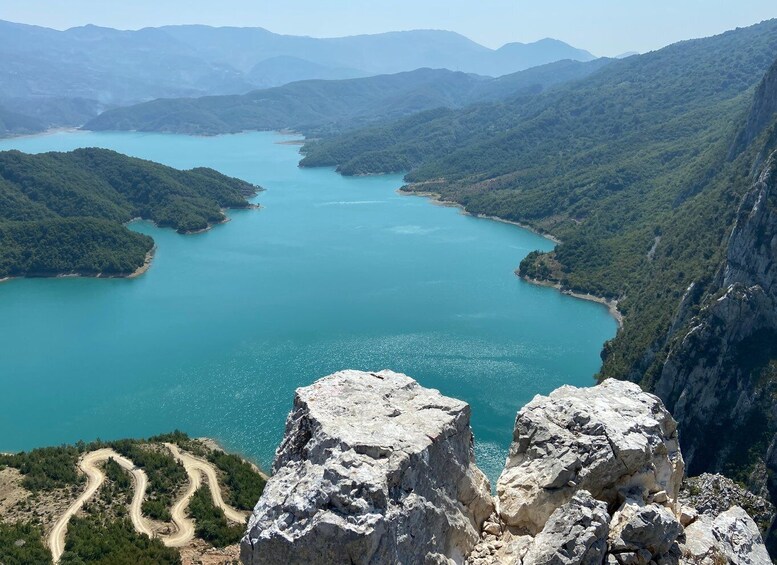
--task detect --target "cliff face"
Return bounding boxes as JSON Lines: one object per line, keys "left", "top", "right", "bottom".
{"left": 733, "top": 58, "right": 777, "bottom": 159}
{"left": 653, "top": 153, "right": 777, "bottom": 483}
{"left": 240, "top": 370, "right": 493, "bottom": 565}
{"left": 241, "top": 371, "right": 771, "bottom": 564}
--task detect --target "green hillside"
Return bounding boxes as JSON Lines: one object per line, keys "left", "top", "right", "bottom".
{"left": 0, "top": 148, "right": 258, "bottom": 278}
{"left": 299, "top": 19, "right": 777, "bottom": 384}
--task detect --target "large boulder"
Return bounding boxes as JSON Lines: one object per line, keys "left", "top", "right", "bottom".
{"left": 497, "top": 379, "right": 684, "bottom": 533}
{"left": 681, "top": 507, "right": 771, "bottom": 565}
{"left": 522, "top": 491, "right": 610, "bottom": 565}
{"left": 240, "top": 370, "right": 494, "bottom": 565}
{"left": 608, "top": 499, "right": 682, "bottom": 564}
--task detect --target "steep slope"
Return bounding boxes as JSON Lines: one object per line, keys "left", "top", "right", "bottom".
{"left": 653, "top": 150, "right": 777, "bottom": 480}
{"left": 0, "top": 148, "right": 258, "bottom": 278}
{"left": 85, "top": 59, "right": 611, "bottom": 136}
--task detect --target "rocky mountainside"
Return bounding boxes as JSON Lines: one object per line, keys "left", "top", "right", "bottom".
{"left": 240, "top": 371, "right": 772, "bottom": 564}
{"left": 653, "top": 151, "right": 777, "bottom": 480}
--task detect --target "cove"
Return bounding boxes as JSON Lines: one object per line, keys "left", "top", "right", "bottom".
{"left": 0, "top": 130, "right": 616, "bottom": 481}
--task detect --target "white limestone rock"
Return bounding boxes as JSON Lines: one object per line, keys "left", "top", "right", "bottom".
{"left": 522, "top": 491, "right": 610, "bottom": 565}
{"left": 497, "top": 379, "right": 684, "bottom": 534}
{"left": 240, "top": 370, "right": 494, "bottom": 565}
{"left": 680, "top": 507, "right": 770, "bottom": 565}
{"left": 608, "top": 499, "right": 682, "bottom": 563}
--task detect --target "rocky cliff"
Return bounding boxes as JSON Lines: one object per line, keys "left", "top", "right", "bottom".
{"left": 652, "top": 152, "right": 777, "bottom": 490}
{"left": 241, "top": 371, "right": 771, "bottom": 564}
{"left": 240, "top": 370, "right": 493, "bottom": 565}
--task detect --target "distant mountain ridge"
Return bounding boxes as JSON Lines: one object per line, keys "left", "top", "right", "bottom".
{"left": 0, "top": 19, "right": 595, "bottom": 136}
{"left": 85, "top": 59, "right": 612, "bottom": 136}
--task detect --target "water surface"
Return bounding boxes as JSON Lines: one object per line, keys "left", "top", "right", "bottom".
{"left": 0, "top": 131, "right": 616, "bottom": 480}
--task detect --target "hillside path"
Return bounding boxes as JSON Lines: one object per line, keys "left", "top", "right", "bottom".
{"left": 48, "top": 448, "right": 152, "bottom": 563}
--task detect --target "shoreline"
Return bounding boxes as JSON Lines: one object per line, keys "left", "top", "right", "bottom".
{"left": 397, "top": 187, "right": 623, "bottom": 327}
{"left": 197, "top": 437, "right": 271, "bottom": 480}
{"left": 400, "top": 188, "right": 562, "bottom": 244}
{"left": 520, "top": 274, "right": 623, "bottom": 328}
{"left": 128, "top": 247, "right": 156, "bottom": 278}
{"left": 0, "top": 247, "right": 157, "bottom": 284}
{"left": 0, "top": 126, "right": 82, "bottom": 141}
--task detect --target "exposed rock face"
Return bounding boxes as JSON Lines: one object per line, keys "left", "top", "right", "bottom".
{"left": 240, "top": 370, "right": 494, "bottom": 565}
{"left": 682, "top": 507, "right": 771, "bottom": 565}
{"left": 242, "top": 374, "right": 771, "bottom": 564}
{"left": 652, "top": 153, "right": 777, "bottom": 480}
{"left": 680, "top": 473, "right": 775, "bottom": 535}
{"left": 522, "top": 491, "right": 609, "bottom": 565}
{"left": 497, "top": 379, "right": 684, "bottom": 534}
{"left": 733, "top": 58, "right": 777, "bottom": 159}
{"left": 607, "top": 499, "right": 682, "bottom": 562}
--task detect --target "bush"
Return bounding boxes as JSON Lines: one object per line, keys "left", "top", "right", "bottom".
{"left": 189, "top": 485, "right": 244, "bottom": 548}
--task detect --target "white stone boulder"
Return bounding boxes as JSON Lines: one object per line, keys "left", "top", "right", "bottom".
{"left": 240, "top": 370, "right": 494, "bottom": 565}
{"left": 497, "top": 379, "right": 684, "bottom": 534}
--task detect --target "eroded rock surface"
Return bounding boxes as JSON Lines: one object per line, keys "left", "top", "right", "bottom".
{"left": 240, "top": 370, "right": 494, "bottom": 565}
{"left": 497, "top": 379, "right": 684, "bottom": 534}
{"left": 241, "top": 374, "right": 771, "bottom": 565}
{"left": 682, "top": 507, "right": 771, "bottom": 565}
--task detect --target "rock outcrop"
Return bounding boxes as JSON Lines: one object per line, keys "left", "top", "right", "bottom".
{"left": 464, "top": 380, "right": 770, "bottom": 565}
{"left": 681, "top": 473, "right": 775, "bottom": 535}
{"left": 241, "top": 373, "right": 771, "bottom": 565}
{"left": 496, "top": 380, "right": 684, "bottom": 535}
{"left": 682, "top": 507, "right": 771, "bottom": 565}
{"left": 240, "top": 370, "right": 494, "bottom": 565}
{"left": 652, "top": 152, "right": 777, "bottom": 484}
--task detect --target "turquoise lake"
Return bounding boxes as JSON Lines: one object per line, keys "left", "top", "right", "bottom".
{"left": 0, "top": 130, "right": 616, "bottom": 481}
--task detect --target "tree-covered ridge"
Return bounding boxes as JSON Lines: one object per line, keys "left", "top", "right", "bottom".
{"left": 84, "top": 60, "right": 611, "bottom": 137}
{"left": 0, "top": 148, "right": 259, "bottom": 278}
{"left": 299, "top": 19, "right": 777, "bottom": 384}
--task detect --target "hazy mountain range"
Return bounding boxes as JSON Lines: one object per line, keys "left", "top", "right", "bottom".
{"left": 85, "top": 59, "right": 611, "bottom": 136}
{"left": 0, "top": 19, "right": 595, "bottom": 136}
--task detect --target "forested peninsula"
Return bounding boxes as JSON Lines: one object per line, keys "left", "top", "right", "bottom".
{"left": 0, "top": 148, "right": 259, "bottom": 279}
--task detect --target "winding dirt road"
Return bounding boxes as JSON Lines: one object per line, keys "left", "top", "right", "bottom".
{"left": 165, "top": 443, "right": 248, "bottom": 525}
{"left": 48, "top": 448, "right": 153, "bottom": 563}
{"left": 47, "top": 444, "right": 251, "bottom": 562}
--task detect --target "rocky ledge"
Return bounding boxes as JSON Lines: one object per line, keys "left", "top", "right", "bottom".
{"left": 240, "top": 370, "right": 493, "bottom": 565}
{"left": 241, "top": 372, "right": 771, "bottom": 564}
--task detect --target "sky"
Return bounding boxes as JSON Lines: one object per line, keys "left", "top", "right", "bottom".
{"left": 0, "top": 0, "right": 775, "bottom": 57}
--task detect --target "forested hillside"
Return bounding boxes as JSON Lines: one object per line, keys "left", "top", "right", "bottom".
{"left": 300, "top": 19, "right": 777, "bottom": 387}
{"left": 0, "top": 149, "right": 258, "bottom": 278}
{"left": 85, "top": 60, "right": 611, "bottom": 136}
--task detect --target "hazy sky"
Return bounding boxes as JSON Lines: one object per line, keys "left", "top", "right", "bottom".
{"left": 1, "top": 0, "right": 775, "bottom": 57}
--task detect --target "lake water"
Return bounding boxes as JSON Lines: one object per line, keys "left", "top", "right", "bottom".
{"left": 0, "top": 130, "right": 616, "bottom": 481}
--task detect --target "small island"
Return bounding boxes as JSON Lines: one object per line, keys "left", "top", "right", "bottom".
{"left": 0, "top": 148, "right": 261, "bottom": 280}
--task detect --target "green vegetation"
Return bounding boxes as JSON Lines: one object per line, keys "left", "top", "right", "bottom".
{"left": 149, "top": 430, "right": 207, "bottom": 457}
{"left": 110, "top": 440, "right": 187, "bottom": 522}
{"left": 0, "top": 148, "right": 258, "bottom": 278}
{"left": 300, "top": 19, "right": 777, "bottom": 385}
{"left": 188, "top": 485, "right": 244, "bottom": 547}
{"left": 60, "top": 515, "right": 180, "bottom": 565}
{"left": 85, "top": 60, "right": 611, "bottom": 137}
{"left": 0, "top": 445, "right": 83, "bottom": 491}
{"left": 0, "top": 521, "right": 51, "bottom": 565}
{"left": 207, "top": 450, "right": 266, "bottom": 511}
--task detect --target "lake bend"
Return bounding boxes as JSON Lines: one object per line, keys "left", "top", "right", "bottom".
{"left": 0, "top": 130, "right": 617, "bottom": 481}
